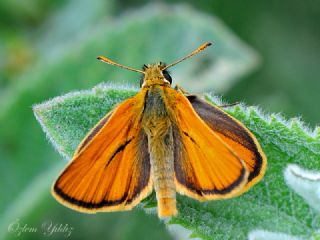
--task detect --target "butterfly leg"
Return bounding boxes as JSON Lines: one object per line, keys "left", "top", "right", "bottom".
{"left": 174, "top": 84, "right": 191, "bottom": 95}
{"left": 218, "top": 102, "right": 240, "bottom": 108}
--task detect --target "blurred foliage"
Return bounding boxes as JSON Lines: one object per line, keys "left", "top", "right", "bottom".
{"left": 1, "top": 0, "right": 319, "bottom": 239}
{"left": 121, "top": 0, "right": 320, "bottom": 126}
{"left": 0, "top": 0, "right": 62, "bottom": 88}
{"left": 33, "top": 84, "right": 320, "bottom": 239}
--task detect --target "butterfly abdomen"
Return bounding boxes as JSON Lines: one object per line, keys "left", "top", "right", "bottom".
{"left": 147, "top": 127, "right": 177, "bottom": 218}
{"left": 142, "top": 86, "right": 177, "bottom": 218}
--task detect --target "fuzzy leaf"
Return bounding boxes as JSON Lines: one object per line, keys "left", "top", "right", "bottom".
{"left": 285, "top": 164, "right": 320, "bottom": 212}
{"left": 33, "top": 84, "right": 320, "bottom": 240}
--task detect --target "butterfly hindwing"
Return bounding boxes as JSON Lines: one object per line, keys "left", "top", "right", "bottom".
{"left": 186, "top": 95, "right": 267, "bottom": 193}
{"left": 52, "top": 91, "right": 153, "bottom": 212}
{"left": 164, "top": 88, "right": 249, "bottom": 200}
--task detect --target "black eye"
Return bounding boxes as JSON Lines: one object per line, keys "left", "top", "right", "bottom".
{"left": 162, "top": 70, "right": 172, "bottom": 84}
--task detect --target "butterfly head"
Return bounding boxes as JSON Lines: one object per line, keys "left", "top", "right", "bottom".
{"left": 140, "top": 62, "right": 172, "bottom": 87}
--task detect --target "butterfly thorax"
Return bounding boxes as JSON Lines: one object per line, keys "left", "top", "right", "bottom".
{"left": 142, "top": 87, "right": 169, "bottom": 132}
{"left": 141, "top": 64, "right": 172, "bottom": 136}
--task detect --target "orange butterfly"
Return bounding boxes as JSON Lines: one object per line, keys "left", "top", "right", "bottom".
{"left": 52, "top": 42, "right": 267, "bottom": 218}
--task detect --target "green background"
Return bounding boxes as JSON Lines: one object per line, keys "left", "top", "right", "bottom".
{"left": 1, "top": 0, "right": 319, "bottom": 239}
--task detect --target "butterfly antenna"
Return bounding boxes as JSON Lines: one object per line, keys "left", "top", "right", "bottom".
{"left": 163, "top": 42, "right": 212, "bottom": 70}
{"left": 97, "top": 56, "right": 144, "bottom": 74}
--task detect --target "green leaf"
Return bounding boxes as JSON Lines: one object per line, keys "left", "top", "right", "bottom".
{"left": 284, "top": 164, "right": 320, "bottom": 212}
{"left": 33, "top": 84, "right": 320, "bottom": 240}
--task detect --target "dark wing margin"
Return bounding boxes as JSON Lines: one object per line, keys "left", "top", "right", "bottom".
{"left": 187, "top": 95, "right": 267, "bottom": 188}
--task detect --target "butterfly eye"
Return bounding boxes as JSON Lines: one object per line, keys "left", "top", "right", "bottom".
{"left": 162, "top": 70, "right": 172, "bottom": 84}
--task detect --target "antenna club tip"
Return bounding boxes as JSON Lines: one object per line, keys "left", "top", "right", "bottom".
{"left": 200, "top": 42, "right": 212, "bottom": 50}
{"left": 97, "top": 56, "right": 113, "bottom": 64}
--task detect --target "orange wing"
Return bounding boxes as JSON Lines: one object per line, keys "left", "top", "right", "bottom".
{"left": 52, "top": 91, "right": 153, "bottom": 212}
{"left": 186, "top": 95, "right": 267, "bottom": 193}
{"left": 164, "top": 88, "right": 249, "bottom": 200}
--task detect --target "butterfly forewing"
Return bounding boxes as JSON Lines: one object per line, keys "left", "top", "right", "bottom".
{"left": 52, "top": 91, "right": 153, "bottom": 212}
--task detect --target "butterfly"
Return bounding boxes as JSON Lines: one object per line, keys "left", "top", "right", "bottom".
{"left": 52, "top": 42, "right": 267, "bottom": 218}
